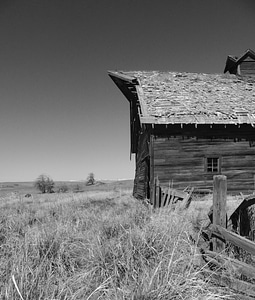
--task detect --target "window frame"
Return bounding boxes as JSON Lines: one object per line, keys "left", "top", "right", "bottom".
{"left": 205, "top": 156, "right": 221, "bottom": 174}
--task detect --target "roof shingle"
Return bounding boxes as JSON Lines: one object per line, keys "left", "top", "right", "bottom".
{"left": 110, "top": 71, "right": 255, "bottom": 125}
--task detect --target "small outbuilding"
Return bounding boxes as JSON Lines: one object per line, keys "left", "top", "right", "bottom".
{"left": 109, "top": 49, "right": 255, "bottom": 200}
{"left": 224, "top": 49, "right": 255, "bottom": 76}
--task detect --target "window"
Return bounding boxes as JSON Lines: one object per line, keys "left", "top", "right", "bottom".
{"left": 205, "top": 157, "right": 221, "bottom": 173}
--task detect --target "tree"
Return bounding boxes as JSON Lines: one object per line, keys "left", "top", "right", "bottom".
{"left": 86, "top": 172, "right": 95, "bottom": 186}
{"left": 34, "top": 174, "right": 55, "bottom": 193}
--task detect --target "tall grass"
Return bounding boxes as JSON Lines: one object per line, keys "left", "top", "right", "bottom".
{"left": 0, "top": 190, "right": 234, "bottom": 299}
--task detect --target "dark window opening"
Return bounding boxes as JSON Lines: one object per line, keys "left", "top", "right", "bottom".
{"left": 206, "top": 157, "right": 220, "bottom": 173}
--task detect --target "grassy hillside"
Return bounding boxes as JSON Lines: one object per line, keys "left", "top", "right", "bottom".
{"left": 0, "top": 179, "right": 134, "bottom": 197}
{"left": 0, "top": 186, "right": 241, "bottom": 299}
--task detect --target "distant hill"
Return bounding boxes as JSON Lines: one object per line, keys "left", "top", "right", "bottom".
{"left": 0, "top": 179, "right": 134, "bottom": 196}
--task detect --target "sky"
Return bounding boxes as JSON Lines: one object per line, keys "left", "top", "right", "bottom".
{"left": 1, "top": 0, "right": 255, "bottom": 182}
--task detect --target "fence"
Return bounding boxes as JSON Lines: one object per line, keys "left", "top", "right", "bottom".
{"left": 151, "top": 177, "right": 193, "bottom": 209}
{"left": 203, "top": 175, "right": 255, "bottom": 298}
{"left": 152, "top": 175, "right": 255, "bottom": 297}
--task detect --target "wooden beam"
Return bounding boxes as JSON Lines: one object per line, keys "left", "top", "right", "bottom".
{"left": 140, "top": 116, "right": 157, "bottom": 124}
{"left": 213, "top": 175, "right": 227, "bottom": 252}
{"left": 181, "top": 187, "right": 194, "bottom": 209}
{"left": 210, "top": 224, "right": 255, "bottom": 256}
{"left": 108, "top": 71, "right": 138, "bottom": 84}
{"left": 149, "top": 135, "right": 155, "bottom": 204}
{"left": 202, "top": 249, "right": 255, "bottom": 279}
{"left": 135, "top": 84, "right": 149, "bottom": 117}
{"left": 203, "top": 269, "right": 255, "bottom": 298}
{"left": 140, "top": 115, "right": 255, "bottom": 126}
{"left": 166, "top": 189, "right": 175, "bottom": 208}
{"left": 162, "top": 187, "right": 188, "bottom": 199}
{"left": 109, "top": 75, "right": 137, "bottom": 105}
{"left": 155, "top": 177, "right": 160, "bottom": 208}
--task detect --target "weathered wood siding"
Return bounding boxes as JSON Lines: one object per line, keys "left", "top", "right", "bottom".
{"left": 133, "top": 130, "right": 150, "bottom": 199}
{"left": 153, "top": 136, "right": 255, "bottom": 193}
{"left": 240, "top": 57, "right": 255, "bottom": 76}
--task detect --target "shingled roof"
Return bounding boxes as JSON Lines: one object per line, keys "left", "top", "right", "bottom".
{"left": 109, "top": 70, "right": 255, "bottom": 126}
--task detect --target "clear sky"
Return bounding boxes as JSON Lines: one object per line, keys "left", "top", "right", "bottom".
{"left": 1, "top": 0, "right": 255, "bottom": 182}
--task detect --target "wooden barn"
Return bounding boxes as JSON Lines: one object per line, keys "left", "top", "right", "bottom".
{"left": 108, "top": 49, "right": 255, "bottom": 200}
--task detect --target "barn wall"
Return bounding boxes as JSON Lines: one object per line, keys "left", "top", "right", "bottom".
{"left": 133, "top": 130, "right": 150, "bottom": 199}
{"left": 240, "top": 57, "right": 255, "bottom": 76}
{"left": 153, "top": 136, "right": 255, "bottom": 193}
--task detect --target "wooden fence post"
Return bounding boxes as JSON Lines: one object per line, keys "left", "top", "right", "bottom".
{"left": 155, "top": 177, "right": 161, "bottom": 208}
{"left": 213, "top": 175, "right": 227, "bottom": 252}
{"left": 151, "top": 178, "right": 156, "bottom": 207}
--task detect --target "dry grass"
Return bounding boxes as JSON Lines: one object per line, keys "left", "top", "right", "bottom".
{"left": 0, "top": 189, "right": 237, "bottom": 299}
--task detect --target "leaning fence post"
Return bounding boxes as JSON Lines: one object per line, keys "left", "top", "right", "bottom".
{"left": 213, "top": 175, "right": 227, "bottom": 252}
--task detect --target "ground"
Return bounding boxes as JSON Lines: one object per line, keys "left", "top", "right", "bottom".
{"left": 0, "top": 179, "right": 246, "bottom": 299}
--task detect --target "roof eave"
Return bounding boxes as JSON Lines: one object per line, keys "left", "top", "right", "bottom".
{"left": 140, "top": 116, "right": 255, "bottom": 127}
{"left": 108, "top": 71, "right": 139, "bottom": 85}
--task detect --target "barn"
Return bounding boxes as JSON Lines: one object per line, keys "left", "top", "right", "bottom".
{"left": 108, "top": 49, "right": 255, "bottom": 201}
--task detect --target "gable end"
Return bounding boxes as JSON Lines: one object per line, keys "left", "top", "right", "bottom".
{"left": 224, "top": 49, "right": 255, "bottom": 76}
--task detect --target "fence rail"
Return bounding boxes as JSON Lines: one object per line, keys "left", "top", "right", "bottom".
{"left": 151, "top": 175, "right": 255, "bottom": 297}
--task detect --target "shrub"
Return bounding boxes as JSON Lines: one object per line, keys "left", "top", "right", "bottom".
{"left": 34, "top": 174, "right": 55, "bottom": 194}
{"left": 86, "top": 172, "right": 95, "bottom": 186}
{"left": 57, "top": 184, "right": 69, "bottom": 193}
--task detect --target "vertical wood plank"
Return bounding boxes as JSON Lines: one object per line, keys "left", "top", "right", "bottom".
{"left": 129, "top": 101, "right": 133, "bottom": 159}
{"left": 253, "top": 174, "right": 255, "bottom": 193}
{"left": 167, "top": 189, "right": 175, "bottom": 210}
{"left": 163, "top": 191, "right": 168, "bottom": 206}
{"left": 150, "top": 134, "right": 155, "bottom": 204}
{"left": 151, "top": 178, "right": 156, "bottom": 208}
{"left": 155, "top": 177, "right": 160, "bottom": 208}
{"left": 165, "top": 188, "right": 172, "bottom": 206}
{"left": 213, "top": 175, "right": 227, "bottom": 252}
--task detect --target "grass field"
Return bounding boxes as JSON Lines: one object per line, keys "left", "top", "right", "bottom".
{"left": 0, "top": 181, "right": 243, "bottom": 299}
